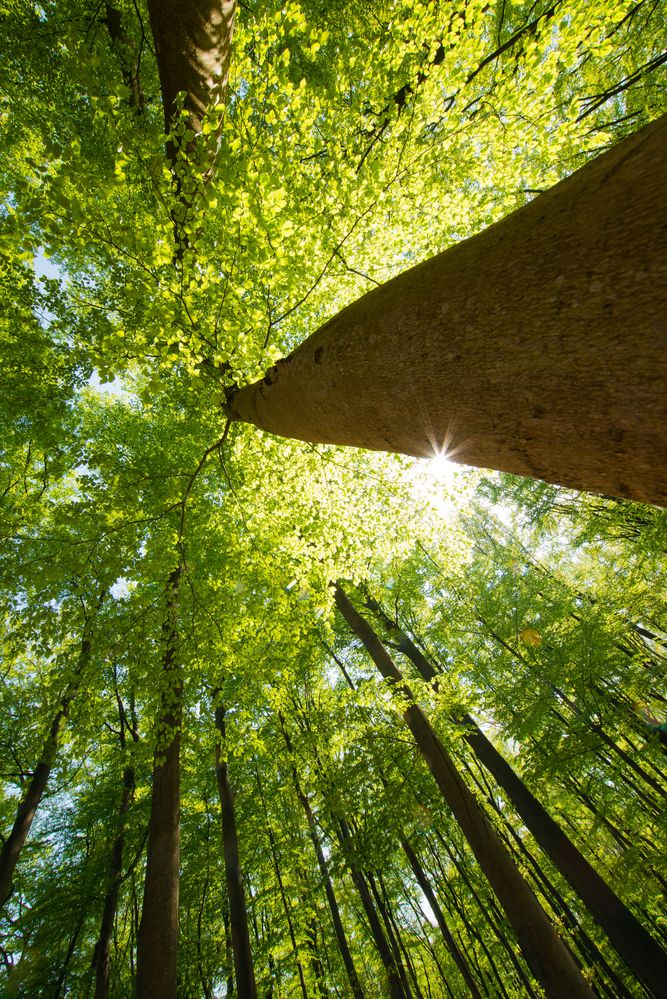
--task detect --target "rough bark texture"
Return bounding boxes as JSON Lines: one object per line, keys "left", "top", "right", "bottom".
{"left": 334, "top": 585, "right": 595, "bottom": 999}
{"left": 147, "top": 0, "right": 237, "bottom": 134}
{"left": 215, "top": 701, "right": 258, "bottom": 999}
{"left": 136, "top": 568, "right": 182, "bottom": 999}
{"left": 365, "top": 594, "right": 667, "bottom": 994}
{"left": 231, "top": 114, "right": 667, "bottom": 505}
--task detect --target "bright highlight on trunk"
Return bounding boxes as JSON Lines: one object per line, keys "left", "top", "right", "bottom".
{"left": 230, "top": 114, "right": 667, "bottom": 506}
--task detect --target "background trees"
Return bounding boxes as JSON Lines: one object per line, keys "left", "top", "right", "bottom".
{"left": 1, "top": 0, "right": 665, "bottom": 996}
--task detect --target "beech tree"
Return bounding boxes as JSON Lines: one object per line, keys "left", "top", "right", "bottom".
{"left": 1, "top": 1, "right": 666, "bottom": 998}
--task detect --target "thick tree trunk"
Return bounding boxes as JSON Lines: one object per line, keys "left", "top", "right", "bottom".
{"left": 365, "top": 595, "right": 667, "bottom": 995}
{"left": 334, "top": 584, "right": 594, "bottom": 999}
{"left": 136, "top": 567, "right": 182, "bottom": 999}
{"left": 146, "top": 0, "right": 237, "bottom": 136}
{"left": 214, "top": 700, "right": 258, "bottom": 999}
{"left": 0, "top": 592, "right": 105, "bottom": 907}
{"left": 231, "top": 114, "right": 667, "bottom": 505}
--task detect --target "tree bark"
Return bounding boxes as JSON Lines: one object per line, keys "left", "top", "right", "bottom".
{"left": 0, "top": 591, "right": 105, "bottom": 907}
{"left": 147, "top": 0, "right": 237, "bottom": 136}
{"left": 365, "top": 594, "right": 667, "bottom": 995}
{"left": 135, "top": 567, "right": 182, "bottom": 999}
{"left": 231, "top": 114, "right": 667, "bottom": 506}
{"left": 214, "top": 700, "right": 258, "bottom": 999}
{"left": 334, "top": 584, "right": 594, "bottom": 999}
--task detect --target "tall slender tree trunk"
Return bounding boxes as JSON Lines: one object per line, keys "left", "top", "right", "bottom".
{"left": 337, "top": 818, "right": 409, "bottom": 999}
{"left": 231, "top": 114, "right": 667, "bottom": 506}
{"left": 366, "top": 594, "right": 667, "bottom": 996}
{"left": 136, "top": 567, "right": 182, "bottom": 999}
{"left": 334, "top": 584, "right": 594, "bottom": 999}
{"left": 0, "top": 590, "right": 106, "bottom": 907}
{"left": 94, "top": 692, "right": 138, "bottom": 999}
{"left": 259, "top": 792, "right": 309, "bottom": 999}
{"left": 214, "top": 699, "right": 258, "bottom": 999}
{"left": 279, "top": 714, "right": 365, "bottom": 999}
{"left": 401, "top": 838, "right": 482, "bottom": 999}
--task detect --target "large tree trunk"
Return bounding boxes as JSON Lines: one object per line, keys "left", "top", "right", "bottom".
{"left": 334, "top": 584, "right": 595, "bottom": 999}
{"left": 0, "top": 591, "right": 105, "bottom": 907}
{"left": 364, "top": 594, "right": 667, "bottom": 995}
{"left": 146, "top": 0, "right": 237, "bottom": 136}
{"left": 136, "top": 567, "right": 182, "bottom": 999}
{"left": 231, "top": 114, "right": 667, "bottom": 506}
{"left": 214, "top": 700, "right": 258, "bottom": 999}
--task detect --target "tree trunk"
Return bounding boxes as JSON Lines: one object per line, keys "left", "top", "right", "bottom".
{"left": 231, "top": 114, "right": 667, "bottom": 506}
{"left": 214, "top": 700, "right": 258, "bottom": 999}
{"left": 366, "top": 594, "right": 667, "bottom": 996}
{"left": 147, "top": 0, "right": 237, "bottom": 136}
{"left": 334, "top": 584, "right": 594, "bottom": 999}
{"left": 94, "top": 690, "right": 138, "bottom": 999}
{"left": 401, "top": 838, "right": 482, "bottom": 999}
{"left": 0, "top": 591, "right": 105, "bottom": 907}
{"left": 136, "top": 567, "right": 182, "bottom": 999}
{"left": 338, "top": 821, "right": 409, "bottom": 999}
{"left": 279, "top": 716, "right": 366, "bottom": 999}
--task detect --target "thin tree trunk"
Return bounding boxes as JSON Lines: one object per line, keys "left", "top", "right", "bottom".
{"left": 334, "top": 584, "right": 594, "bottom": 999}
{"left": 373, "top": 872, "right": 424, "bottom": 999}
{"left": 367, "top": 594, "right": 667, "bottom": 996}
{"left": 53, "top": 910, "right": 86, "bottom": 999}
{"left": 401, "top": 838, "right": 482, "bottom": 999}
{"left": 94, "top": 761, "right": 135, "bottom": 998}
{"left": 94, "top": 690, "right": 138, "bottom": 999}
{"left": 279, "top": 714, "right": 366, "bottom": 999}
{"left": 431, "top": 828, "right": 540, "bottom": 999}
{"left": 214, "top": 699, "right": 258, "bottom": 999}
{"left": 231, "top": 114, "right": 667, "bottom": 506}
{"left": 0, "top": 590, "right": 105, "bottom": 906}
{"left": 339, "top": 835, "right": 408, "bottom": 999}
{"left": 136, "top": 567, "right": 182, "bottom": 999}
{"left": 262, "top": 805, "right": 309, "bottom": 999}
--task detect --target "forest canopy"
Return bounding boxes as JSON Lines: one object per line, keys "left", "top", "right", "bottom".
{"left": 0, "top": 1, "right": 666, "bottom": 997}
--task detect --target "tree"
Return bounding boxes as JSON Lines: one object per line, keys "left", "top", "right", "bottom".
{"left": 1, "top": 1, "right": 666, "bottom": 996}
{"left": 229, "top": 112, "right": 667, "bottom": 505}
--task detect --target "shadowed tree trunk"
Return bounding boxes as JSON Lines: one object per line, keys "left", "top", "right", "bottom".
{"left": 136, "top": 567, "right": 182, "bottom": 999}
{"left": 214, "top": 698, "right": 258, "bottom": 999}
{"left": 146, "top": 0, "right": 237, "bottom": 137}
{"left": 0, "top": 589, "right": 106, "bottom": 907}
{"left": 337, "top": 816, "right": 410, "bottom": 999}
{"left": 364, "top": 593, "right": 667, "bottom": 996}
{"left": 334, "top": 584, "right": 595, "bottom": 999}
{"left": 230, "top": 114, "right": 667, "bottom": 506}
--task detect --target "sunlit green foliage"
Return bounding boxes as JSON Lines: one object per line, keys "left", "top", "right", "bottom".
{"left": 0, "top": 0, "right": 665, "bottom": 995}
